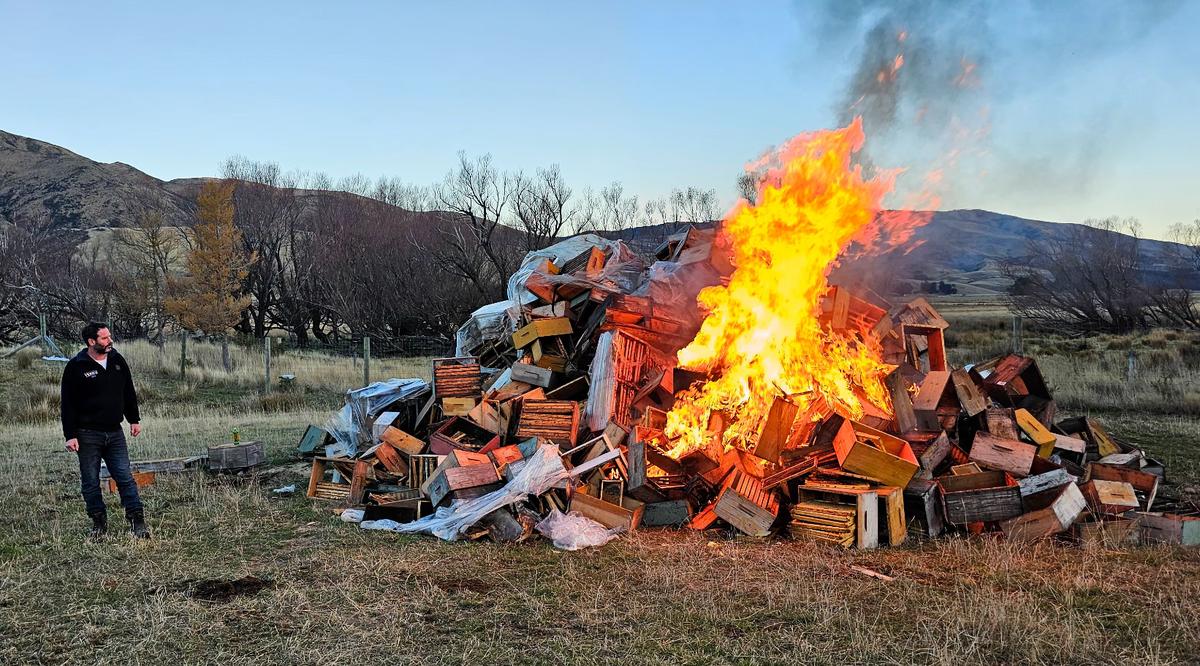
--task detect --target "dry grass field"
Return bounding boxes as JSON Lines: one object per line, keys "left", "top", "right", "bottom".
{"left": 1, "top": 315, "right": 1199, "bottom": 665}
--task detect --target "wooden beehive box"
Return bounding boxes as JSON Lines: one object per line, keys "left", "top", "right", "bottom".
{"left": 107, "top": 471, "right": 155, "bottom": 494}
{"left": 938, "top": 470, "right": 1023, "bottom": 524}
{"left": 512, "top": 317, "right": 573, "bottom": 350}
{"left": 208, "top": 440, "right": 266, "bottom": 471}
{"left": 796, "top": 484, "right": 881, "bottom": 549}
{"left": 432, "top": 357, "right": 484, "bottom": 399}
{"left": 712, "top": 470, "right": 780, "bottom": 538}
{"left": 429, "top": 417, "right": 500, "bottom": 455}
{"left": 1079, "top": 479, "right": 1139, "bottom": 516}
{"left": 831, "top": 419, "right": 919, "bottom": 489}
{"left": 969, "top": 432, "right": 1037, "bottom": 477}
{"left": 570, "top": 491, "right": 644, "bottom": 532}
{"left": 516, "top": 399, "right": 580, "bottom": 445}
{"left": 999, "top": 481, "right": 1087, "bottom": 542}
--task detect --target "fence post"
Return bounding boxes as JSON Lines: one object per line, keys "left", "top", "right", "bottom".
{"left": 264, "top": 337, "right": 272, "bottom": 393}
{"left": 180, "top": 334, "right": 187, "bottom": 380}
{"left": 363, "top": 336, "right": 371, "bottom": 387}
{"left": 38, "top": 313, "right": 47, "bottom": 352}
{"left": 1012, "top": 315, "right": 1023, "bottom": 354}
{"left": 1127, "top": 351, "right": 1136, "bottom": 387}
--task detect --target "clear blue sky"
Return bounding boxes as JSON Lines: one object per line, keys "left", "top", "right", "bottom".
{"left": 3, "top": 0, "right": 1198, "bottom": 237}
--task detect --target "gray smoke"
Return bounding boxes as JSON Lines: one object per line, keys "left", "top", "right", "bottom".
{"left": 813, "top": 0, "right": 1183, "bottom": 208}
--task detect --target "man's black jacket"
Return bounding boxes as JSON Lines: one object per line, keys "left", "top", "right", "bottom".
{"left": 60, "top": 348, "right": 141, "bottom": 441}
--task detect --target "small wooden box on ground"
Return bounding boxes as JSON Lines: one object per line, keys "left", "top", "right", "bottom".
{"left": 307, "top": 457, "right": 354, "bottom": 501}
{"left": 570, "top": 491, "right": 643, "bottom": 532}
{"left": 1079, "top": 479, "right": 1139, "bottom": 516}
{"left": 793, "top": 483, "right": 900, "bottom": 549}
{"left": 208, "top": 440, "right": 266, "bottom": 471}
{"left": 1134, "top": 512, "right": 1200, "bottom": 545}
{"left": 1000, "top": 482, "right": 1086, "bottom": 542}
{"left": 107, "top": 471, "right": 155, "bottom": 494}
{"left": 712, "top": 470, "right": 779, "bottom": 538}
{"left": 939, "top": 471, "right": 1023, "bottom": 524}
{"left": 427, "top": 463, "right": 502, "bottom": 507}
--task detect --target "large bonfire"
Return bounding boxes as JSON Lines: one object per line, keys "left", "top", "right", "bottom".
{"left": 665, "top": 118, "right": 903, "bottom": 459}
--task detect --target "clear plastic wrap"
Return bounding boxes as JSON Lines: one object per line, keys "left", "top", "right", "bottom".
{"left": 634, "top": 259, "right": 721, "bottom": 320}
{"left": 585, "top": 331, "right": 615, "bottom": 432}
{"left": 455, "top": 300, "right": 521, "bottom": 357}
{"left": 358, "top": 443, "right": 570, "bottom": 541}
{"left": 322, "top": 378, "right": 430, "bottom": 457}
{"left": 506, "top": 235, "right": 646, "bottom": 305}
{"left": 535, "top": 509, "right": 624, "bottom": 550}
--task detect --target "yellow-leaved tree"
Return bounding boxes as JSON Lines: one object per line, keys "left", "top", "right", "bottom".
{"left": 167, "top": 181, "right": 255, "bottom": 371}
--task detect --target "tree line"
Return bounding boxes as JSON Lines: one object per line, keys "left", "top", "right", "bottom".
{"left": 0, "top": 153, "right": 725, "bottom": 354}
{"left": 1004, "top": 216, "right": 1200, "bottom": 334}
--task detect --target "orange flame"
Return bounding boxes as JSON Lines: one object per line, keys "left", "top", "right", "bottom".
{"left": 664, "top": 119, "right": 903, "bottom": 458}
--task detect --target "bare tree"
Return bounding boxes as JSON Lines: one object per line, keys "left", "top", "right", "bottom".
{"left": 670, "top": 186, "right": 721, "bottom": 225}
{"left": 427, "top": 152, "right": 518, "bottom": 301}
{"left": 1003, "top": 217, "right": 1149, "bottom": 333}
{"left": 109, "top": 209, "right": 180, "bottom": 347}
{"left": 1144, "top": 218, "right": 1200, "bottom": 328}
{"left": 512, "top": 164, "right": 574, "bottom": 252}
{"left": 600, "top": 181, "right": 638, "bottom": 233}
{"left": 220, "top": 156, "right": 305, "bottom": 338}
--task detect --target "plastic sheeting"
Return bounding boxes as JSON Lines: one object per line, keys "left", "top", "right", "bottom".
{"left": 535, "top": 509, "right": 624, "bottom": 550}
{"left": 359, "top": 443, "right": 570, "bottom": 540}
{"left": 322, "top": 378, "right": 430, "bottom": 457}
{"left": 585, "top": 331, "right": 615, "bottom": 432}
{"left": 506, "top": 235, "right": 646, "bottom": 306}
{"left": 633, "top": 260, "right": 721, "bottom": 320}
{"left": 455, "top": 300, "right": 520, "bottom": 357}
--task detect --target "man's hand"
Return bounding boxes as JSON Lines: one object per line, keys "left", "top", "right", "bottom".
{"left": 130, "top": 424, "right": 141, "bottom": 437}
{"left": 65, "top": 438, "right": 79, "bottom": 452}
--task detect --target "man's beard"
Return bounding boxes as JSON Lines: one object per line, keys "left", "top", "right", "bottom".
{"left": 91, "top": 342, "right": 111, "bottom": 355}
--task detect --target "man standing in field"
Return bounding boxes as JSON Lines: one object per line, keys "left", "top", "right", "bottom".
{"left": 60, "top": 323, "right": 151, "bottom": 539}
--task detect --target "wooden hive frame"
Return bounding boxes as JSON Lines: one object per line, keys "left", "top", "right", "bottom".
{"left": 432, "top": 357, "right": 483, "bottom": 399}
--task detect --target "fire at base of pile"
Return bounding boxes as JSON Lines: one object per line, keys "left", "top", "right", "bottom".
{"left": 301, "top": 234, "right": 1195, "bottom": 550}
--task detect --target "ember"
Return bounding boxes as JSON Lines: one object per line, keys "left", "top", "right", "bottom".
{"left": 300, "top": 122, "right": 1195, "bottom": 550}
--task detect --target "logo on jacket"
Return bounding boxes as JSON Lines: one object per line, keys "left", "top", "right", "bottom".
{"left": 84, "top": 370, "right": 99, "bottom": 378}
{"left": 115, "top": 365, "right": 121, "bottom": 371}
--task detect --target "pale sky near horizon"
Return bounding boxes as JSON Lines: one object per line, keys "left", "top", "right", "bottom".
{"left": 3, "top": 0, "right": 1198, "bottom": 238}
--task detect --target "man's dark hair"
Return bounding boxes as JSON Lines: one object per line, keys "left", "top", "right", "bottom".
{"left": 81, "top": 322, "right": 108, "bottom": 345}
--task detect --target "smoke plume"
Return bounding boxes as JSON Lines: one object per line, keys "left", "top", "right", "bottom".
{"left": 812, "top": 0, "right": 1183, "bottom": 209}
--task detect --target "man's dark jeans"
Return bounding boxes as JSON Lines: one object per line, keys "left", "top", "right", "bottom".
{"left": 77, "top": 428, "right": 143, "bottom": 519}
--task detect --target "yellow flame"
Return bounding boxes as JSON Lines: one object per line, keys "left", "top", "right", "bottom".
{"left": 664, "top": 118, "right": 901, "bottom": 459}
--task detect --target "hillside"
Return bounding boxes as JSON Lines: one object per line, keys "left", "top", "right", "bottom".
{"left": 0, "top": 128, "right": 1185, "bottom": 295}
{"left": 0, "top": 130, "right": 195, "bottom": 228}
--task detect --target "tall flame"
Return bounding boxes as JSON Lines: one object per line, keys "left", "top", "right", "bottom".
{"left": 664, "top": 119, "right": 903, "bottom": 458}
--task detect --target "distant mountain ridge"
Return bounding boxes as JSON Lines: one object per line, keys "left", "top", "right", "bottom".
{"left": 0, "top": 130, "right": 196, "bottom": 228}
{"left": 0, "top": 128, "right": 1183, "bottom": 295}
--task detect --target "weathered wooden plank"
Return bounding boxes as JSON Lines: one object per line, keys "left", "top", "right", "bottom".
{"left": 912, "top": 371, "right": 952, "bottom": 431}
{"left": 1018, "top": 468, "right": 1074, "bottom": 497}
{"left": 951, "top": 369, "right": 988, "bottom": 417}
{"left": 753, "top": 397, "right": 800, "bottom": 463}
{"left": 885, "top": 369, "right": 918, "bottom": 433}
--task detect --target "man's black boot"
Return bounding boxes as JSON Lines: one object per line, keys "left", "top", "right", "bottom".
{"left": 128, "top": 511, "right": 151, "bottom": 539}
{"left": 88, "top": 512, "right": 108, "bottom": 538}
